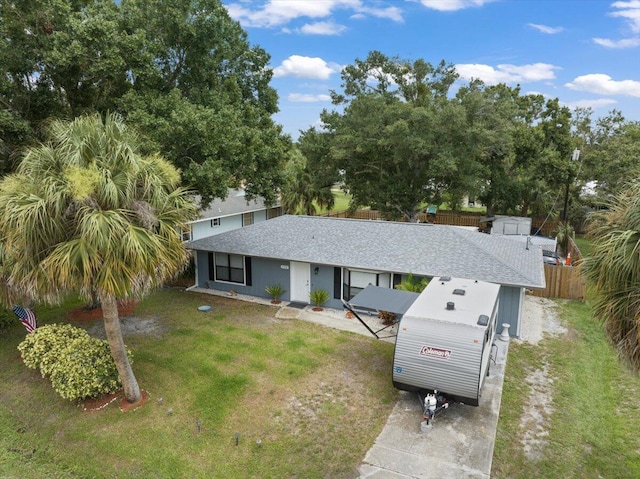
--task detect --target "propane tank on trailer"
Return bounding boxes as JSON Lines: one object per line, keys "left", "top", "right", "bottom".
{"left": 424, "top": 393, "right": 437, "bottom": 415}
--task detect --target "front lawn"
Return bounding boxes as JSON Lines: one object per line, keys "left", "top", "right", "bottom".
{"left": 0, "top": 290, "right": 396, "bottom": 478}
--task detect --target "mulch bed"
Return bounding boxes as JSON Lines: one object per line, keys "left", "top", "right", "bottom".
{"left": 79, "top": 389, "right": 149, "bottom": 413}
{"left": 67, "top": 301, "right": 138, "bottom": 322}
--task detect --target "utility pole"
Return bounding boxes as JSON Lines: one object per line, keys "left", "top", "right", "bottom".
{"left": 561, "top": 149, "right": 581, "bottom": 223}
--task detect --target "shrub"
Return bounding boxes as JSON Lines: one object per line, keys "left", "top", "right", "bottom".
{"left": 0, "top": 308, "right": 14, "bottom": 329}
{"left": 18, "top": 323, "right": 131, "bottom": 401}
{"left": 48, "top": 337, "right": 131, "bottom": 401}
{"left": 309, "top": 289, "right": 329, "bottom": 308}
{"left": 395, "top": 272, "right": 429, "bottom": 293}
{"left": 265, "top": 284, "right": 286, "bottom": 302}
{"left": 18, "top": 324, "right": 89, "bottom": 375}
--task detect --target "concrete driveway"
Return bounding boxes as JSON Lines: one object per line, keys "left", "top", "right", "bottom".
{"left": 358, "top": 339, "right": 509, "bottom": 478}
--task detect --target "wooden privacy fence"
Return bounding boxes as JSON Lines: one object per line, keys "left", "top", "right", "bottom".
{"left": 529, "top": 264, "right": 586, "bottom": 301}
{"left": 324, "top": 208, "right": 558, "bottom": 236}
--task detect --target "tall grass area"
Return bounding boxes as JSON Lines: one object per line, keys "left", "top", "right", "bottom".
{"left": 573, "top": 233, "right": 593, "bottom": 258}
{"left": 0, "top": 290, "right": 396, "bottom": 478}
{"left": 492, "top": 298, "right": 640, "bottom": 478}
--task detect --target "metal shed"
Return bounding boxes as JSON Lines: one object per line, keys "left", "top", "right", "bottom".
{"left": 392, "top": 277, "right": 501, "bottom": 406}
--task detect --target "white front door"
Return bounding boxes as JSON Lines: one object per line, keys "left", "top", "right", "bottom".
{"left": 290, "top": 261, "right": 310, "bottom": 303}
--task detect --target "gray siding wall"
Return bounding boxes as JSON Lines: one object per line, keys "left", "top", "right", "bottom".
{"left": 254, "top": 209, "right": 267, "bottom": 223}
{"left": 191, "top": 214, "right": 243, "bottom": 241}
{"left": 310, "top": 264, "right": 342, "bottom": 310}
{"left": 195, "top": 254, "right": 343, "bottom": 309}
{"left": 199, "top": 255, "right": 291, "bottom": 299}
{"left": 497, "top": 286, "right": 522, "bottom": 337}
{"left": 248, "top": 257, "right": 291, "bottom": 299}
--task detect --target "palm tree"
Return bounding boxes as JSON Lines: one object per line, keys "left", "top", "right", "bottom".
{"left": 583, "top": 180, "right": 640, "bottom": 369}
{"left": 281, "top": 149, "right": 335, "bottom": 215}
{"left": 0, "top": 113, "right": 197, "bottom": 403}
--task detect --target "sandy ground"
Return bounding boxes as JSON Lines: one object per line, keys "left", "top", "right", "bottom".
{"left": 516, "top": 295, "right": 566, "bottom": 461}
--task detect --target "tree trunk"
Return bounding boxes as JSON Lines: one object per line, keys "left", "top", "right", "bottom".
{"left": 100, "top": 293, "right": 141, "bottom": 403}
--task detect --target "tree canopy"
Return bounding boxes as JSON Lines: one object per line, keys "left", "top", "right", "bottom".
{"left": 0, "top": 113, "right": 197, "bottom": 402}
{"left": 321, "top": 51, "right": 473, "bottom": 221}
{"left": 0, "top": 0, "right": 289, "bottom": 205}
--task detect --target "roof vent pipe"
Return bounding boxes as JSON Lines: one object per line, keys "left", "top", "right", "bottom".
{"left": 446, "top": 302, "right": 455, "bottom": 311}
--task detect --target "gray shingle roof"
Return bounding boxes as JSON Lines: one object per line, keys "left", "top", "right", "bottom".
{"left": 188, "top": 215, "right": 546, "bottom": 289}
{"left": 191, "top": 189, "right": 280, "bottom": 223}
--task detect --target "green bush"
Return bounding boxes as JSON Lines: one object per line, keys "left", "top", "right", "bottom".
{"left": 19, "top": 324, "right": 89, "bottom": 375}
{"left": 49, "top": 337, "right": 131, "bottom": 401}
{"left": 309, "top": 289, "right": 330, "bottom": 308}
{"left": 265, "top": 284, "right": 286, "bottom": 301}
{"left": 0, "top": 308, "right": 15, "bottom": 329}
{"left": 18, "top": 323, "right": 131, "bottom": 401}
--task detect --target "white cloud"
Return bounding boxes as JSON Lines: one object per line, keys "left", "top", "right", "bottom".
{"left": 300, "top": 21, "right": 347, "bottom": 35}
{"left": 455, "top": 63, "right": 560, "bottom": 84}
{"left": 225, "top": 0, "right": 402, "bottom": 28}
{"left": 564, "top": 98, "right": 619, "bottom": 109}
{"left": 357, "top": 5, "right": 403, "bottom": 22}
{"left": 565, "top": 74, "right": 640, "bottom": 97}
{"left": 528, "top": 23, "right": 564, "bottom": 34}
{"left": 273, "top": 55, "right": 341, "bottom": 79}
{"left": 593, "top": 36, "right": 640, "bottom": 48}
{"left": 610, "top": 0, "right": 640, "bottom": 32}
{"left": 592, "top": 1, "right": 640, "bottom": 48}
{"left": 417, "top": 0, "right": 496, "bottom": 12}
{"left": 288, "top": 93, "right": 332, "bottom": 102}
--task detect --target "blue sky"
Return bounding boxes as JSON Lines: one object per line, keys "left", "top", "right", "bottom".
{"left": 222, "top": 0, "right": 640, "bottom": 139}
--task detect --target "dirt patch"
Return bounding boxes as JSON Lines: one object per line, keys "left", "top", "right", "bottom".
{"left": 519, "top": 296, "right": 567, "bottom": 345}
{"left": 519, "top": 364, "right": 555, "bottom": 460}
{"left": 68, "top": 301, "right": 138, "bottom": 322}
{"left": 517, "top": 295, "right": 566, "bottom": 461}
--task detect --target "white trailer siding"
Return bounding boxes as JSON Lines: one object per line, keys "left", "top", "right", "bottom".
{"left": 392, "top": 278, "right": 500, "bottom": 406}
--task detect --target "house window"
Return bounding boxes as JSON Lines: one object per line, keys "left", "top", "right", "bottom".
{"left": 243, "top": 212, "right": 253, "bottom": 226}
{"left": 214, "top": 253, "right": 245, "bottom": 284}
{"left": 342, "top": 269, "right": 380, "bottom": 301}
{"left": 267, "top": 207, "right": 282, "bottom": 219}
{"left": 211, "top": 218, "right": 221, "bottom": 227}
{"left": 180, "top": 226, "right": 192, "bottom": 242}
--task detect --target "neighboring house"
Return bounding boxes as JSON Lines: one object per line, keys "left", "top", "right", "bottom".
{"left": 182, "top": 189, "right": 282, "bottom": 242}
{"left": 187, "top": 215, "right": 546, "bottom": 337}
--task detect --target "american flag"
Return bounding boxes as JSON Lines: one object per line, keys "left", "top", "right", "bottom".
{"left": 12, "top": 305, "right": 37, "bottom": 334}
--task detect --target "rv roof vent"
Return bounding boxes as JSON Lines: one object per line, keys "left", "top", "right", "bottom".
{"left": 439, "top": 276, "right": 451, "bottom": 282}
{"left": 477, "top": 314, "right": 489, "bottom": 326}
{"left": 446, "top": 301, "right": 455, "bottom": 311}
{"left": 452, "top": 288, "right": 466, "bottom": 296}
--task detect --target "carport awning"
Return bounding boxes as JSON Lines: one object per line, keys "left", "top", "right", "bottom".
{"left": 348, "top": 285, "right": 419, "bottom": 316}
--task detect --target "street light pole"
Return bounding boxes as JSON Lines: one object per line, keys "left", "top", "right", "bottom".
{"left": 561, "top": 149, "right": 581, "bottom": 223}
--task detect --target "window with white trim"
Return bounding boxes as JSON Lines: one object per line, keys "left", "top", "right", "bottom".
{"left": 181, "top": 226, "right": 192, "bottom": 242}
{"left": 211, "top": 218, "right": 221, "bottom": 227}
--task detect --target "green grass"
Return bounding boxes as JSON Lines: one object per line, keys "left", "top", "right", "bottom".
{"left": 492, "top": 298, "right": 640, "bottom": 478}
{"left": 0, "top": 290, "right": 396, "bottom": 478}
{"left": 573, "top": 233, "right": 594, "bottom": 258}
{"left": 313, "top": 188, "right": 352, "bottom": 215}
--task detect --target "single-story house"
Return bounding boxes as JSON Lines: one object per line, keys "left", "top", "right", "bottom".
{"left": 182, "top": 188, "right": 282, "bottom": 242}
{"left": 187, "top": 215, "right": 546, "bottom": 337}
